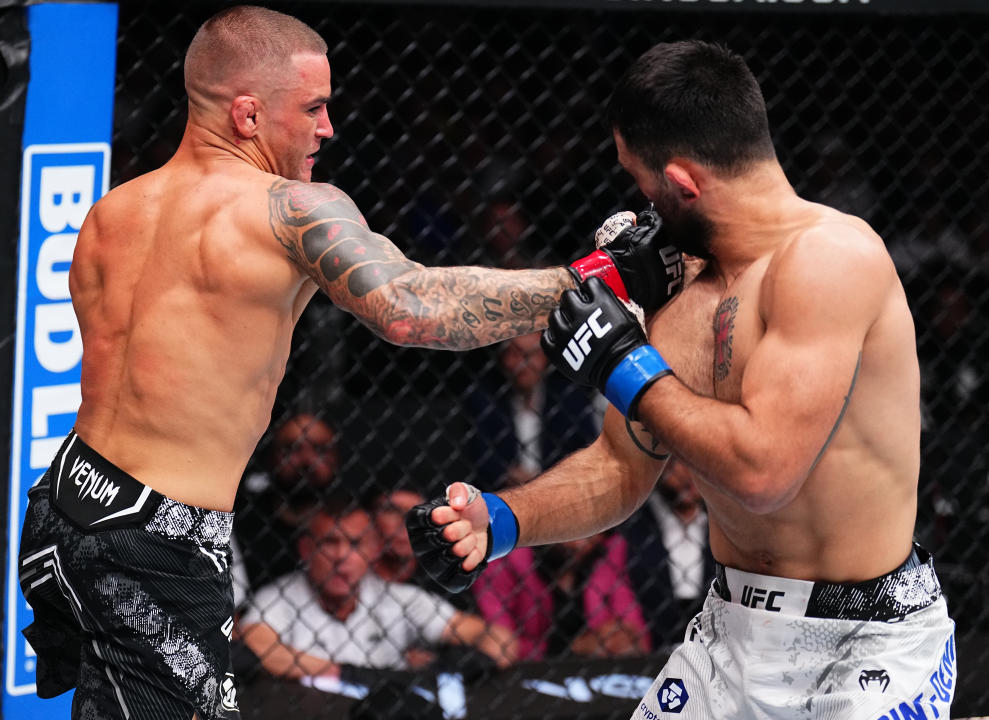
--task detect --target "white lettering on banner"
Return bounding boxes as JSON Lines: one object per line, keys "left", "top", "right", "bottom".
{"left": 6, "top": 13, "right": 115, "bottom": 703}
{"left": 34, "top": 169, "right": 85, "bottom": 375}
{"left": 523, "top": 673, "right": 654, "bottom": 703}
{"left": 23, "top": 151, "right": 100, "bottom": 472}
{"left": 38, "top": 165, "right": 95, "bottom": 233}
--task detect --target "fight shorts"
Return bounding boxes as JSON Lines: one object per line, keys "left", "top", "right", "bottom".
{"left": 632, "top": 545, "right": 956, "bottom": 720}
{"left": 18, "top": 431, "right": 241, "bottom": 720}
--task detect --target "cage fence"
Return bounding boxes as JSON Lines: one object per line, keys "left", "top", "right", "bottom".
{"left": 111, "top": 2, "right": 989, "bottom": 717}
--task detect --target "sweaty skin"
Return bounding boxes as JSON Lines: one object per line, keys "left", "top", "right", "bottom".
{"left": 436, "top": 162, "right": 920, "bottom": 585}
{"left": 70, "top": 50, "right": 570, "bottom": 511}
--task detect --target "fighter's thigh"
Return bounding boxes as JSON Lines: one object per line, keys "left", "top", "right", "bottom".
{"left": 809, "top": 621, "right": 956, "bottom": 720}
{"left": 630, "top": 640, "right": 736, "bottom": 720}
{"left": 69, "top": 564, "right": 239, "bottom": 719}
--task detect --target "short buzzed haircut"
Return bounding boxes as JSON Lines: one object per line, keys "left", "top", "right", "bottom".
{"left": 607, "top": 40, "right": 776, "bottom": 176}
{"left": 184, "top": 5, "right": 327, "bottom": 97}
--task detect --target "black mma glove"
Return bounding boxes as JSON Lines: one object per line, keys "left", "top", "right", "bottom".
{"left": 404, "top": 490, "right": 518, "bottom": 593}
{"left": 541, "top": 276, "right": 674, "bottom": 419}
{"left": 568, "top": 207, "right": 684, "bottom": 314}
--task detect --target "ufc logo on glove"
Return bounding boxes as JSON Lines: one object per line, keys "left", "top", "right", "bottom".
{"left": 562, "top": 308, "right": 612, "bottom": 370}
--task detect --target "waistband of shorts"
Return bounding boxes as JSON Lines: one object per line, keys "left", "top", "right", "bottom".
{"left": 48, "top": 431, "right": 233, "bottom": 545}
{"left": 712, "top": 544, "right": 941, "bottom": 621}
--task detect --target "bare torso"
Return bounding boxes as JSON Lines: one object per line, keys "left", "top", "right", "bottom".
{"left": 71, "top": 143, "right": 572, "bottom": 512}
{"left": 71, "top": 158, "right": 316, "bottom": 510}
{"left": 646, "top": 202, "right": 920, "bottom": 582}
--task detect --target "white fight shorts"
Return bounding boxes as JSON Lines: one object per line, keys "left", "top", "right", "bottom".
{"left": 632, "top": 545, "right": 956, "bottom": 720}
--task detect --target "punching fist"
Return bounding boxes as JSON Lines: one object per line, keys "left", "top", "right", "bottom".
{"left": 569, "top": 206, "right": 684, "bottom": 313}
{"left": 541, "top": 277, "right": 674, "bottom": 419}
{"left": 405, "top": 483, "right": 518, "bottom": 593}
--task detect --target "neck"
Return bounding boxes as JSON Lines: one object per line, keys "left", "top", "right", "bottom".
{"left": 318, "top": 590, "right": 358, "bottom": 622}
{"left": 175, "top": 116, "right": 274, "bottom": 175}
{"left": 701, "top": 162, "right": 803, "bottom": 281}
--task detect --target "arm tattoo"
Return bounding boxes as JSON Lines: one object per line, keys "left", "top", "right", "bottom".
{"left": 357, "top": 267, "right": 565, "bottom": 349}
{"left": 625, "top": 417, "right": 670, "bottom": 460}
{"left": 268, "top": 179, "right": 415, "bottom": 296}
{"left": 268, "top": 179, "right": 570, "bottom": 349}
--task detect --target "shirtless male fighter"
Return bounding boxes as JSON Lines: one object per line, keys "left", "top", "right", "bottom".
{"left": 16, "top": 7, "right": 680, "bottom": 719}
{"left": 407, "top": 40, "right": 956, "bottom": 719}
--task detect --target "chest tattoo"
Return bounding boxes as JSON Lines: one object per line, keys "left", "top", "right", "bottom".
{"left": 714, "top": 296, "right": 739, "bottom": 382}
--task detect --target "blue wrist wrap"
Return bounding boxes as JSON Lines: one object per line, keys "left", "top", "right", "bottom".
{"left": 604, "top": 345, "right": 672, "bottom": 418}
{"left": 482, "top": 493, "right": 519, "bottom": 561}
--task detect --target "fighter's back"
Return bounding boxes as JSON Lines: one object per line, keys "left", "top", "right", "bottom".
{"left": 70, "top": 158, "right": 314, "bottom": 510}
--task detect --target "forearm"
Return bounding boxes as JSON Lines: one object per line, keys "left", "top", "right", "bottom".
{"left": 368, "top": 266, "right": 573, "bottom": 349}
{"left": 443, "top": 612, "right": 518, "bottom": 667}
{"left": 500, "top": 434, "right": 658, "bottom": 547}
{"left": 241, "top": 623, "right": 340, "bottom": 679}
{"left": 635, "top": 376, "right": 784, "bottom": 512}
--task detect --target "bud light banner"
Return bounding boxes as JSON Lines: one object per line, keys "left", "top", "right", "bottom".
{"left": 3, "top": 4, "right": 117, "bottom": 718}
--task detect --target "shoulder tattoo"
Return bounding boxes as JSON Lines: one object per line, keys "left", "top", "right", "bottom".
{"left": 267, "top": 179, "right": 415, "bottom": 297}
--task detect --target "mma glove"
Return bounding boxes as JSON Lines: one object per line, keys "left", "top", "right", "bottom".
{"left": 404, "top": 491, "right": 518, "bottom": 593}
{"left": 541, "top": 276, "right": 673, "bottom": 420}
{"left": 568, "top": 207, "right": 684, "bottom": 314}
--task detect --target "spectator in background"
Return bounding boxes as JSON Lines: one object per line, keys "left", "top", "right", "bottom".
{"left": 239, "top": 500, "right": 517, "bottom": 678}
{"left": 473, "top": 530, "right": 649, "bottom": 661}
{"left": 465, "top": 332, "right": 600, "bottom": 490}
{"left": 371, "top": 489, "right": 425, "bottom": 585}
{"left": 372, "top": 488, "right": 479, "bottom": 615}
{"left": 619, "top": 456, "right": 714, "bottom": 648}
{"left": 479, "top": 199, "right": 540, "bottom": 269}
{"left": 234, "top": 413, "right": 340, "bottom": 593}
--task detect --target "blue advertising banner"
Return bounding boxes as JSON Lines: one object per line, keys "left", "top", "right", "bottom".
{"left": 3, "top": 4, "right": 117, "bottom": 718}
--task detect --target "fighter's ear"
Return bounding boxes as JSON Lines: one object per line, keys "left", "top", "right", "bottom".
{"left": 231, "top": 95, "right": 259, "bottom": 138}
{"left": 664, "top": 161, "right": 701, "bottom": 202}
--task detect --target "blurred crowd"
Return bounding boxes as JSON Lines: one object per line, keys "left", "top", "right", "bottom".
{"left": 228, "top": 332, "right": 715, "bottom": 691}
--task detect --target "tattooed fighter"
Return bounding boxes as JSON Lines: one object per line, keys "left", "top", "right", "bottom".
{"left": 408, "top": 41, "right": 956, "bottom": 719}
{"left": 16, "top": 7, "right": 681, "bottom": 720}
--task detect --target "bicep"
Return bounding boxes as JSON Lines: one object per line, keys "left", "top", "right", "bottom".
{"left": 741, "top": 326, "right": 862, "bottom": 470}
{"left": 740, "top": 237, "right": 886, "bottom": 471}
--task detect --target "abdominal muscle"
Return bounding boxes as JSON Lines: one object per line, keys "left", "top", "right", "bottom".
{"left": 699, "top": 445, "right": 918, "bottom": 583}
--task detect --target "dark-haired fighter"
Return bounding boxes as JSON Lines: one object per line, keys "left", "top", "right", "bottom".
{"left": 16, "top": 7, "right": 680, "bottom": 720}
{"left": 408, "top": 40, "right": 955, "bottom": 719}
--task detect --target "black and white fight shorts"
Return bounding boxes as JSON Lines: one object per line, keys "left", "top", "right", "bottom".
{"left": 632, "top": 545, "right": 956, "bottom": 719}
{"left": 18, "top": 431, "right": 240, "bottom": 720}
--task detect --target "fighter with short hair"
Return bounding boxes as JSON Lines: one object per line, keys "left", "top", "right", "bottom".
{"left": 17, "top": 7, "right": 679, "bottom": 719}
{"left": 408, "top": 40, "right": 956, "bottom": 719}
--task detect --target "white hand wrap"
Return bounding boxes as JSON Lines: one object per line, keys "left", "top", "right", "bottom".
{"left": 446, "top": 483, "right": 481, "bottom": 506}
{"left": 594, "top": 211, "right": 637, "bottom": 248}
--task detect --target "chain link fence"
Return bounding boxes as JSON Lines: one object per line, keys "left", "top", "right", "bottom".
{"left": 110, "top": 2, "right": 989, "bottom": 717}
